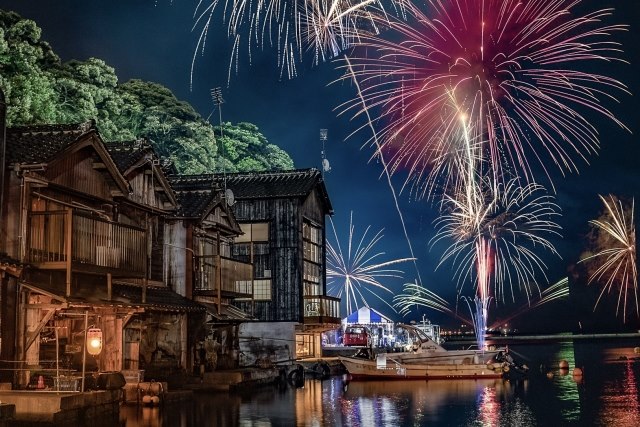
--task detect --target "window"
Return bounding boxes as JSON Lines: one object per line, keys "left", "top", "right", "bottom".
{"left": 303, "top": 220, "right": 323, "bottom": 296}
{"left": 236, "top": 222, "right": 269, "bottom": 243}
{"left": 234, "top": 222, "right": 272, "bottom": 301}
{"left": 252, "top": 279, "right": 272, "bottom": 301}
{"left": 295, "top": 334, "right": 315, "bottom": 358}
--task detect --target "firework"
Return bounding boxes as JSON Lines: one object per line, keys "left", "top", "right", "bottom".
{"left": 192, "top": 0, "right": 406, "bottom": 81}
{"left": 337, "top": 0, "right": 628, "bottom": 194}
{"left": 581, "top": 195, "right": 637, "bottom": 322}
{"left": 327, "top": 212, "right": 415, "bottom": 314}
{"left": 487, "top": 277, "right": 570, "bottom": 330}
{"left": 433, "top": 178, "right": 562, "bottom": 304}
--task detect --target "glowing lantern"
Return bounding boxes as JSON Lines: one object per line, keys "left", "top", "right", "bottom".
{"left": 87, "top": 328, "right": 103, "bottom": 355}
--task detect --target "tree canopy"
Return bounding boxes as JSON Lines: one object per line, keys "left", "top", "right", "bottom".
{"left": 0, "top": 10, "right": 294, "bottom": 174}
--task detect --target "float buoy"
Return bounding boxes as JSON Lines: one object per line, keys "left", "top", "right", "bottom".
{"left": 558, "top": 360, "right": 569, "bottom": 369}
{"left": 546, "top": 371, "right": 554, "bottom": 379}
{"left": 634, "top": 347, "right": 640, "bottom": 354}
{"left": 572, "top": 367, "right": 583, "bottom": 377}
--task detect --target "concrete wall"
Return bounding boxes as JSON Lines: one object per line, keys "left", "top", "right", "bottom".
{"left": 238, "top": 322, "right": 296, "bottom": 367}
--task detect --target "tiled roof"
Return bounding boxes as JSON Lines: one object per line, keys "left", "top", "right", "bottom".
{"left": 215, "top": 169, "right": 324, "bottom": 199}
{"left": 168, "top": 175, "right": 222, "bottom": 218}
{"left": 104, "top": 140, "right": 153, "bottom": 173}
{"left": 6, "top": 121, "right": 97, "bottom": 164}
{"left": 169, "top": 169, "right": 332, "bottom": 213}
{"left": 199, "top": 301, "right": 254, "bottom": 323}
{"left": 113, "top": 284, "right": 206, "bottom": 313}
{"left": 23, "top": 279, "right": 205, "bottom": 313}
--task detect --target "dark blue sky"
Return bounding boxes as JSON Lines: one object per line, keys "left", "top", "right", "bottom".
{"left": 2, "top": 0, "right": 639, "bottom": 331}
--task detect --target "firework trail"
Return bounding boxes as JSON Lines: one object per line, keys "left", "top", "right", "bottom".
{"left": 191, "top": 0, "right": 407, "bottom": 82}
{"left": 487, "top": 277, "right": 570, "bottom": 329}
{"left": 581, "top": 195, "right": 637, "bottom": 322}
{"left": 394, "top": 281, "right": 472, "bottom": 325}
{"left": 327, "top": 212, "right": 415, "bottom": 314}
{"left": 343, "top": 54, "right": 425, "bottom": 289}
{"left": 430, "top": 176, "right": 561, "bottom": 339}
{"left": 337, "top": 0, "right": 629, "bottom": 194}
{"left": 433, "top": 178, "right": 562, "bottom": 303}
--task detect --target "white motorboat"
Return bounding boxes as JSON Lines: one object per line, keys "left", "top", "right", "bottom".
{"left": 381, "top": 324, "right": 500, "bottom": 365}
{"left": 339, "top": 324, "right": 514, "bottom": 380}
{"left": 340, "top": 353, "right": 504, "bottom": 380}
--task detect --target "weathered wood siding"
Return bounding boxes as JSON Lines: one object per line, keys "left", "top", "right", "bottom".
{"left": 301, "top": 189, "right": 329, "bottom": 295}
{"left": 128, "top": 171, "right": 160, "bottom": 208}
{"left": 231, "top": 191, "right": 327, "bottom": 323}
{"left": 45, "top": 148, "right": 114, "bottom": 200}
{"left": 231, "top": 198, "right": 300, "bottom": 321}
{"left": 164, "top": 220, "right": 188, "bottom": 296}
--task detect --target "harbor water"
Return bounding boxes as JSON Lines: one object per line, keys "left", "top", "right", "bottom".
{"left": 120, "top": 338, "right": 639, "bottom": 426}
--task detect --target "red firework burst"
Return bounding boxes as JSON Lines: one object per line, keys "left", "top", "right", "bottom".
{"left": 338, "top": 0, "right": 629, "bottom": 195}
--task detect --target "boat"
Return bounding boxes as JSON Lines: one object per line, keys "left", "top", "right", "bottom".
{"left": 339, "top": 324, "right": 520, "bottom": 380}
{"left": 378, "top": 324, "right": 500, "bottom": 365}
{"left": 340, "top": 353, "right": 504, "bottom": 380}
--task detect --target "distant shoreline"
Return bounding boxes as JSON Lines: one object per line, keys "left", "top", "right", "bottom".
{"left": 445, "top": 332, "right": 640, "bottom": 344}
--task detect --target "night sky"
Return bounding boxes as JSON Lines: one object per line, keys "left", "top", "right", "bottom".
{"left": 2, "top": 0, "right": 639, "bottom": 332}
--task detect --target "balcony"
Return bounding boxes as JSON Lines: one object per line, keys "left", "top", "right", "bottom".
{"left": 303, "top": 295, "right": 341, "bottom": 326}
{"left": 27, "top": 209, "right": 146, "bottom": 277}
{"left": 193, "top": 255, "right": 253, "bottom": 298}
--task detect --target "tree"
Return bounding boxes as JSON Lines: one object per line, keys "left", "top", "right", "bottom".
{"left": 0, "top": 10, "right": 294, "bottom": 174}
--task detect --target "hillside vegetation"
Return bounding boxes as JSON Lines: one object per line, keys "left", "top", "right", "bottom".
{"left": 0, "top": 10, "right": 294, "bottom": 173}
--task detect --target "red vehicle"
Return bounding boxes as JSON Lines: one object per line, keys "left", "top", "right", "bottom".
{"left": 343, "top": 325, "right": 371, "bottom": 347}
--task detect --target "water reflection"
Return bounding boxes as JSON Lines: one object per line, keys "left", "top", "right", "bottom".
{"left": 598, "top": 360, "right": 640, "bottom": 426}
{"left": 118, "top": 340, "right": 640, "bottom": 426}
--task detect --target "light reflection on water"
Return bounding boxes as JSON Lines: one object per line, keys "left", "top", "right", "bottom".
{"left": 120, "top": 340, "right": 640, "bottom": 426}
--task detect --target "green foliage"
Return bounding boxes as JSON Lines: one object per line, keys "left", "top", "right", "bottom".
{"left": 214, "top": 122, "right": 294, "bottom": 173}
{"left": 0, "top": 9, "right": 294, "bottom": 174}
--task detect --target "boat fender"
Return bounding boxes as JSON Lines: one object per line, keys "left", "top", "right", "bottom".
{"left": 312, "top": 362, "right": 330, "bottom": 378}
{"left": 288, "top": 365, "right": 304, "bottom": 386}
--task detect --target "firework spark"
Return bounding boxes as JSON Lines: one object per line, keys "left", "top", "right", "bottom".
{"left": 327, "top": 212, "right": 415, "bottom": 314}
{"left": 433, "top": 178, "right": 562, "bottom": 304}
{"left": 487, "top": 277, "right": 570, "bottom": 330}
{"left": 581, "top": 195, "right": 637, "bottom": 322}
{"left": 337, "top": 0, "right": 628, "bottom": 194}
{"left": 191, "top": 0, "right": 406, "bottom": 82}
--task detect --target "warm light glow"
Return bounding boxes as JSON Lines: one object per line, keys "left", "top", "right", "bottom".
{"left": 87, "top": 328, "right": 103, "bottom": 356}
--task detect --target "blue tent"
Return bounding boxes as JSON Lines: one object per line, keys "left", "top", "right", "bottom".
{"left": 344, "top": 307, "right": 390, "bottom": 324}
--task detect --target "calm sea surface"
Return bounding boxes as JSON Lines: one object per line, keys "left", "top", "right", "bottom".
{"left": 120, "top": 338, "right": 640, "bottom": 426}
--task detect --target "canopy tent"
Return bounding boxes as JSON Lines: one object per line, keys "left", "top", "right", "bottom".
{"left": 343, "top": 306, "right": 392, "bottom": 325}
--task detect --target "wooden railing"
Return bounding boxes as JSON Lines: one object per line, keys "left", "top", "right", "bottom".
{"left": 27, "top": 210, "right": 146, "bottom": 276}
{"left": 193, "top": 255, "right": 253, "bottom": 296}
{"left": 303, "top": 295, "right": 340, "bottom": 321}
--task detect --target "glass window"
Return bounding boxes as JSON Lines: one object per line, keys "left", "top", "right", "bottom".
{"left": 236, "top": 222, "right": 269, "bottom": 243}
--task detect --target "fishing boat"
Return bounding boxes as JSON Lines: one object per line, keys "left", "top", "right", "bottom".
{"left": 377, "top": 324, "right": 500, "bottom": 365}
{"left": 339, "top": 324, "right": 521, "bottom": 380}
{"left": 340, "top": 353, "right": 504, "bottom": 380}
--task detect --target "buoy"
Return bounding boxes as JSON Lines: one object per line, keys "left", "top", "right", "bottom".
{"left": 634, "top": 347, "right": 640, "bottom": 354}
{"left": 559, "top": 360, "right": 569, "bottom": 369}
{"left": 142, "top": 394, "right": 152, "bottom": 405}
{"left": 546, "top": 371, "right": 554, "bottom": 379}
{"left": 37, "top": 375, "right": 45, "bottom": 389}
{"left": 572, "top": 367, "right": 583, "bottom": 377}
{"left": 502, "top": 364, "right": 510, "bottom": 373}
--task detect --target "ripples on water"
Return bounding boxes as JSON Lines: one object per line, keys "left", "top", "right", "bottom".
{"left": 120, "top": 339, "right": 640, "bottom": 426}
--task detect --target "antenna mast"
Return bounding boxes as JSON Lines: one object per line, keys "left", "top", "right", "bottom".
{"left": 320, "top": 128, "right": 331, "bottom": 178}
{"left": 211, "top": 87, "right": 235, "bottom": 207}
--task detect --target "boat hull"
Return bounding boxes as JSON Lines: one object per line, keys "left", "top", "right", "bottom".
{"left": 340, "top": 356, "right": 504, "bottom": 380}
